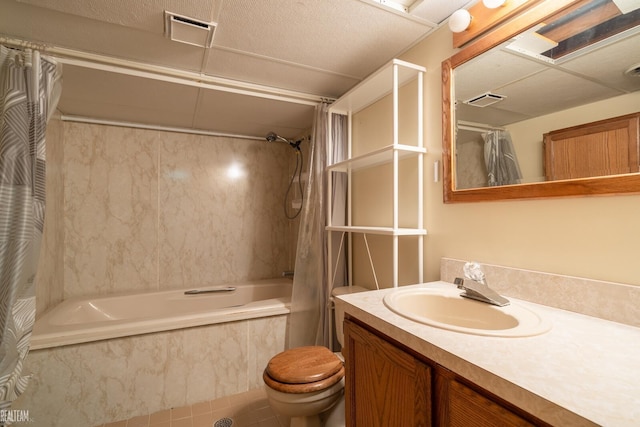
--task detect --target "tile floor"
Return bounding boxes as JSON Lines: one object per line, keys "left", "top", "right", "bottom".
{"left": 96, "top": 388, "right": 288, "bottom": 427}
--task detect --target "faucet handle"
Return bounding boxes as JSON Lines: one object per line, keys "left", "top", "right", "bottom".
{"left": 454, "top": 277, "right": 465, "bottom": 289}
{"left": 463, "top": 262, "right": 486, "bottom": 284}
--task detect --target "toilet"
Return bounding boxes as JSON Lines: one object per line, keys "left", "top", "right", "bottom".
{"left": 263, "top": 286, "right": 367, "bottom": 427}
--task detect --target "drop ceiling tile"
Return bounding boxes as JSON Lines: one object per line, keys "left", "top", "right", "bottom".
{"left": 1, "top": 0, "right": 206, "bottom": 72}
{"left": 455, "top": 49, "right": 549, "bottom": 101}
{"left": 58, "top": 65, "right": 200, "bottom": 128}
{"left": 496, "top": 68, "right": 622, "bottom": 117}
{"left": 212, "top": 0, "right": 432, "bottom": 77}
{"left": 204, "top": 47, "right": 360, "bottom": 98}
{"left": 455, "top": 103, "right": 531, "bottom": 127}
{"left": 192, "top": 89, "right": 315, "bottom": 137}
{"left": 410, "top": 0, "right": 475, "bottom": 24}
{"left": 16, "top": 0, "right": 222, "bottom": 33}
{"left": 560, "top": 32, "right": 640, "bottom": 93}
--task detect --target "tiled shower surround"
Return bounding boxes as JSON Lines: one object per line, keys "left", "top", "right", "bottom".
{"left": 16, "top": 315, "right": 288, "bottom": 426}
{"left": 15, "top": 120, "right": 297, "bottom": 425}
{"left": 60, "top": 121, "right": 294, "bottom": 300}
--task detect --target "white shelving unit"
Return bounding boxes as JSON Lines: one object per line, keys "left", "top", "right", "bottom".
{"left": 327, "top": 58, "right": 426, "bottom": 289}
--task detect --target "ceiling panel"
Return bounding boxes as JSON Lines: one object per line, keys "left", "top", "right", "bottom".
{"left": 212, "top": 0, "right": 433, "bottom": 78}
{"left": 455, "top": 103, "right": 531, "bottom": 128}
{"left": 59, "top": 65, "right": 201, "bottom": 128}
{"left": 496, "top": 68, "right": 621, "bottom": 118}
{"left": 16, "top": 0, "right": 221, "bottom": 33}
{"left": 204, "top": 47, "right": 360, "bottom": 98}
{"left": 193, "top": 89, "right": 315, "bottom": 138}
{"left": 2, "top": 0, "right": 468, "bottom": 137}
{"left": 455, "top": 49, "right": 549, "bottom": 101}
{"left": 0, "top": 0, "right": 206, "bottom": 72}
{"left": 409, "top": 0, "right": 476, "bottom": 24}
{"left": 560, "top": 32, "right": 640, "bottom": 93}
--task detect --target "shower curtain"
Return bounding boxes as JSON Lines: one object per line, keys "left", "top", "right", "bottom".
{"left": 483, "top": 129, "right": 523, "bottom": 186}
{"left": 0, "top": 45, "right": 61, "bottom": 410}
{"left": 287, "top": 103, "right": 347, "bottom": 348}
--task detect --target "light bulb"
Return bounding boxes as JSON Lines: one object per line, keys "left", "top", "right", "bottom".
{"left": 448, "top": 9, "right": 472, "bottom": 33}
{"left": 483, "top": 0, "right": 507, "bottom": 8}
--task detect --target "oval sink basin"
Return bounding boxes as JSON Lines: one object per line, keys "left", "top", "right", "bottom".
{"left": 383, "top": 287, "right": 551, "bottom": 337}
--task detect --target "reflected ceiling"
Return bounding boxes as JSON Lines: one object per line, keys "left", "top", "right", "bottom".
{"left": 455, "top": 2, "right": 640, "bottom": 128}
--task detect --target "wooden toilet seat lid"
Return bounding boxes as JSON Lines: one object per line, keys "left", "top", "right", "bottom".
{"left": 265, "top": 346, "right": 343, "bottom": 384}
{"left": 263, "top": 365, "right": 344, "bottom": 394}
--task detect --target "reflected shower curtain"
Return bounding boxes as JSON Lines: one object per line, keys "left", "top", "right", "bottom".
{"left": 288, "top": 103, "right": 347, "bottom": 348}
{"left": 0, "top": 45, "right": 61, "bottom": 409}
{"left": 483, "top": 130, "right": 522, "bottom": 186}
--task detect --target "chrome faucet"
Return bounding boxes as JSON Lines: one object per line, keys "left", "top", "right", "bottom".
{"left": 454, "top": 277, "right": 510, "bottom": 307}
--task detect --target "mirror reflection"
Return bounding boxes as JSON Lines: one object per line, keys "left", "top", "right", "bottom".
{"left": 453, "top": 0, "right": 640, "bottom": 190}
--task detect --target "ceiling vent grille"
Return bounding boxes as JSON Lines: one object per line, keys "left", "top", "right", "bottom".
{"left": 464, "top": 92, "right": 506, "bottom": 107}
{"left": 625, "top": 63, "right": 640, "bottom": 78}
{"left": 164, "top": 11, "right": 216, "bottom": 48}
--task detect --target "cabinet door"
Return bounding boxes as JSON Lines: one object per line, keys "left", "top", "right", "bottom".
{"left": 444, "top": 379, "right": 535, "bottom": 427}
{"left": 544, "top": 113, "right": 640, "bottom": 180}
{"left": 343, "top": 318, "right": 432, "bottom": 427}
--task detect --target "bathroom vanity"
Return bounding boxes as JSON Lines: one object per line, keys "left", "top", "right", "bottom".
{"left": 344, "top": 318, "right": 546, "bottom": 426}
{"left": 337, "top": 281, "right": 640, "bottom": 426}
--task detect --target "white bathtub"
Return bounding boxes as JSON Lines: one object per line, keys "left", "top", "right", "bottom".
{"left": 31, "top": 277, "right": 292, "bottom": 350}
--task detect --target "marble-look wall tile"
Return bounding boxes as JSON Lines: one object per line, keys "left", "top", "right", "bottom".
{"left": 247, "top": 315, "right": 288, "bottom": 390}
{"left": 441, "top": 258, "right": 640, "bottom": 327}
{"left": 60, "top": 122, "right": 293, "bottom": 296}
{"left": 14, "top": 315, "right": 287, "bottom": 426}
{"left": 158, "top": 133, "right": 290, "bottom": 289}
{"left": 36, "top": 114, "right": 65, "bottom": 316}
{"left": 63, "top": 123, "right": 158, "bottom": 297}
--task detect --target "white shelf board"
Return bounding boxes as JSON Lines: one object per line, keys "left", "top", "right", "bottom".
{"left": 327, "top": 144, "right": 426, "bottom": 172}
{"left": 330, "top": 59, "right": 426, "bottom": 115}
{"left": 326, "top": 226, "right": 427, "bottom": 236}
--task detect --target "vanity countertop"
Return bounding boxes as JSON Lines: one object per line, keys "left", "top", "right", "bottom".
{"left": 335, "top": 281, "right": 640, "bottom": 427}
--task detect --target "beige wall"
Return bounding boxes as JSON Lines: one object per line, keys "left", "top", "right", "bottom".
{"left": 353, "top": 25, "right": 640, "bottom": 288}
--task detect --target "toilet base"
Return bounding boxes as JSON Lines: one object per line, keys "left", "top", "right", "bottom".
{"left": 320, "top": 395, "right": 345, "bottom": 427}
{"left": 288, "top": 393, "right": 344, "bottom": 427}
{"left": 289, "top": 414, "right": 321, "bottom": 427}
{"left": 264, "top": 379, "right": 345, "bottom": 427}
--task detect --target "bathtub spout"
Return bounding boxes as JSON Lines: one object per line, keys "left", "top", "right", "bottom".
{"left": 184, "top": 287, "right": 236, "bottom": 295}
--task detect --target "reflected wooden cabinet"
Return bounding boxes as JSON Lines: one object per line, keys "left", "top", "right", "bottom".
{"left": 544, "top": 112, "right": 640, "bottom": 181}
{"left": 344, "top": 317, "right": 550, "bottom": 427}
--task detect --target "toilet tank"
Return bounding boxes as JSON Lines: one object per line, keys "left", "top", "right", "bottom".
{"left": 331, "top": 286, "right": 368, "bottom": 347}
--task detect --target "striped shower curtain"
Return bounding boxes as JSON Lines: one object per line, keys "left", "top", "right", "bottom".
{"left": 0, "top": 45, "right": 61, "bottom": 410}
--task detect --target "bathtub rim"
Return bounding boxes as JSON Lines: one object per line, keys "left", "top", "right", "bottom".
{"left": 31, "top": 278, "right": 292, "bottom": 350}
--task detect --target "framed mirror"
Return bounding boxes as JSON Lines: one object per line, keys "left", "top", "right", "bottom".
{"left": 443, "top": 0, "right": 640, "bottom": 202}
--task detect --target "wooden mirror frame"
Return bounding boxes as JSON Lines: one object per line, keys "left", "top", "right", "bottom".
{"left": 442, "top": 0, "right": 640, "bottom": 203}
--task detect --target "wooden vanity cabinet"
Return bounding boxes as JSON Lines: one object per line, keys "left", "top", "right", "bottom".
{"left": 436, "top": 373, "right": 537, "bottom": 427}
{"left": 344, "top": 317, "right": 549, "bottom": 427}
{"left": 343, "top": 316, "right": 432, "bottom": 426}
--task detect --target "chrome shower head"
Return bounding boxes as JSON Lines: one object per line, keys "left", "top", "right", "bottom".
{"left": 265, "top": 131, "right": 301, "bottom": 150}
{"left": 265, "top": 131, "right": 278, "bottom": 143}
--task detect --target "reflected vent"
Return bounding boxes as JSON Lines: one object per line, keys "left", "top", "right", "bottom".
{"left": 464, "top": 92, "right": 506, "bottom": 107}
{"left": 164, "top": 11, "right": 216, "bottom": 48}
{"left": 625, "top": 63, "right": 640, "bottom": 78}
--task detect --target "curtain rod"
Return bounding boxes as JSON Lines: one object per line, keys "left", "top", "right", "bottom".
{"left": 60, "top": 115, "right": 265, "bottom": 141}
{"left": 0, "top": 36, "right": 334, "bottom": 107}
{"left": 457, "top": 120, "right": 505, "bottom": 133}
